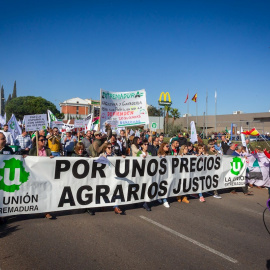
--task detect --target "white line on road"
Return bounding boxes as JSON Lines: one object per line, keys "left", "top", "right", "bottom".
{"left": 140, "top": 215, "right": 238, "bottom": 264}
{"left": 243, "top": 208, "right": 263, "bottom": 216}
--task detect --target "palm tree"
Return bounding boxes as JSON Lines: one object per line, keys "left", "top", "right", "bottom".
{"left": 171, "top": 108, "right": 180, "bottom": 126}
{"left": 164, "top": 105, "right": 172, "bottom": 134}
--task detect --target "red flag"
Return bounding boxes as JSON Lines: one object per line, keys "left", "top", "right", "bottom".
{"left": 184, "top": 94, "right": 188, "bottom": 103}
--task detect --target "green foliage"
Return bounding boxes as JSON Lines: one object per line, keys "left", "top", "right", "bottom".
{"left": 167, "top": 124, "right": 183, "bottom": 137}
{"left": 6, "top": 94, "right": 12, "bottom": 105}
{"left": 5, "top": 96, "right": 61, "bottom": 120}
{"left": 12, "top": 81, "right": 17, "bottom": 99}
{"left": 147, "top": 105, "right": 163, "bottom": 116}
{"left": 1, "top": 85, "right": 5, "bottom": 115}
{"left": 170, "top": 108, "right": 180, "bottom": 119}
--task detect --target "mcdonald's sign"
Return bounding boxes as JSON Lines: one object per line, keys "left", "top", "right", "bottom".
{"left": 158, "top": 92, "right": 172, "bottom": 106}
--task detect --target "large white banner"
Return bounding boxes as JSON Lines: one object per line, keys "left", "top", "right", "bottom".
{"left": 0, "top": 155, "right": 247, "bottom": 217}
{"left": 24, "top": 114, "right": 48, "bottom": 132}
{"left": 100, "top": 89, "right": 149, "bottom": 130}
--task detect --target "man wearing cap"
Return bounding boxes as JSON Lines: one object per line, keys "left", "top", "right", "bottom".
{"left": 88, "top": 131, "right": 110, "bottom": 157}
{"left": 0, "top": 124, "right": 14, "bottom": 145}
{"left": 177, "top": 131, "right": 187, "bottom": 147}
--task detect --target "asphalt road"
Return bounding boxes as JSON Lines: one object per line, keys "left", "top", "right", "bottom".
{"left": 1, "top": 188, "right": 270, "bottom": 270}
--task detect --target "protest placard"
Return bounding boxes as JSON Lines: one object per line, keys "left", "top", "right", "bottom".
{"left": 24, "top": 114, "right": 48, "bottom": 132}
{"left": 100, "top": 89, "right": 149, "bottom": 130}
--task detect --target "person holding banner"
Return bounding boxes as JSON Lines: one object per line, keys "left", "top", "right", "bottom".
{"left": 0, "top": 133, "right": 14, "bottom": 155}
{"left": 137, "top": 139, "right": 152, "bottom": 211}
{"left": 29, "top": 135, "right": 54, "bottom": 219}
{"left": 99, "top": 143, "right": 124, "bottom": 214}
{"left": 72, "top": 142, "right": 89, "bottom": 157}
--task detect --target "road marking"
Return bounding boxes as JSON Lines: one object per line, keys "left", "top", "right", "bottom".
{"left": 140, "top": 215, "right": 238, "bottom": 264}
{"left": 243, "top": 208, "right": 262, "bottom": 216}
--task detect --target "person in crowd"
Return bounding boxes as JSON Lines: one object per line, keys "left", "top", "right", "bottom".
{"left": 226, "top": 143, "right": 238, "bottom": 155}
{"left": 72, "top": 142, "right": 88, "bottom": 157}
{"left": 29, "top": 136, "right": 54, "bottom": 219}
{"left": 131, "top": 136, "right": 141, "bottom": 157}
{"left": 47, "top": 127, "right": 62, "bottom": 157}
{"left": 158, "top": 134, "right": 164, "bottom": 146}
{"left": 88, "top": 130, "right": 109, "bottom": 157}
{"left": 221, "top": 135, "right": 230, "bottom": 155}
{"left": 187, "top": 142, "right": 196, "bottom": 155}
{"left": 245, "top": 138, "right": 252, "bottom": 153}
{"left": 100, "top": 143, "right": 124, "bottom": 214}
{"left": 137, "top": 139, "right": 152, "bottom": 211}
{"left": 62, "top": 129, "right": 77, "bottom": 156}
{"left": 15, "top": 128, "right": 32, "bottom": 155}
{"left": 109, "top": 131, "right": 122, "bottom": 156}
{"left": 82, "top": 130, "right": 92, "bottom": 155}
{"left": 170, "top": 138, "right": 180, "bottom": 156}
{"left": 137, "top": 139, "right": 152, "bottom": 158}
{"left": 208, "top": 144, "right": 222, "bottom": 199}
{"left": 0, "top": 124, "right": 14, "bottom": 145}
{"left": 119, "top": 129, "right": 127, "bottom": 155}
{"left": 179, "top": 145, "right": 188, "bottom": 156}
{"left": 148, "top": 137, "right": 160, "bottom": 156}
{"left": 153, "top": 142, "right": 170, "bottom": 208}
{"left": 177, "top": 145, "right": 190, "bottom": 203}
{"left": 158, "top": 142, "right": 170, "bottom": 156}
{"left": 0, "top": 133, "right": 14, "bottom": 154}
{"left": 196, "top": 144, "right": 206, "bottom": 202}
{"left": 177, "top": 131, "right": 187, "bottom": 147}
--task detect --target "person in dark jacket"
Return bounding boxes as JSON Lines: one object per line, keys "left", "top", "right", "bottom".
{"left": 177, "top": 132, "right": 187, "bottom": 147}
{"left": 72, "top": 142, "right": 89, "bottom": 157}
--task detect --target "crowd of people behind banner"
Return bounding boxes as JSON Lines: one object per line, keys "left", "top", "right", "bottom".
{"left": 0, "top": 122, "right": 270, "bottom": 219}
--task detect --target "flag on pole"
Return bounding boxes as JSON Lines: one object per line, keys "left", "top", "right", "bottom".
{"left": 0, "top": 113, "right": 6, "bottom": 126}
{"left": 241, "top": 128, "right": 260, "bottom": 136}
{"left": 91, "top": 117, "right": 100, "bottom": 130}
{"left": 47, "top": 110, "right": 58, "bottom": 127}
{"left": 184, "top": 94, "right": 188, "bottom": 103}
{"left": 191, "top": 93, "right": 197, "bottom": 102}
{"left": 84, "top": 113, "right": 93, "bottom": 132}
{"left": 7, "top": 114, "right": 22, "bottom": 140}
{"left": 190, "top": 121, "right": 197, "bottom": 143}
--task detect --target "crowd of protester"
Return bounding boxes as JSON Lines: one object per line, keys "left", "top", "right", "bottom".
{"left": 0, "top": 123, "right": 270, "bottom": 220}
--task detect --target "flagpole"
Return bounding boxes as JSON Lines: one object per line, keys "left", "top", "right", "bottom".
{"left": 215, "top": 89, "right": 217, "bottom": 133}
{"left": 206, "top": 90, "right": 208, "bottom": 139}
{"left": 187, "top": 89, "right": 189, "bottom": 133}
{"left": 196, "top": 91, "right": 198, "bottom": 126}
{"left": 259, "top": 134, "right": 270, "bottom": 147}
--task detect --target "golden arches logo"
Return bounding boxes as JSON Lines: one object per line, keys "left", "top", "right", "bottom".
{"left": 158, "top": 92, "right": 172, "bottom": 106}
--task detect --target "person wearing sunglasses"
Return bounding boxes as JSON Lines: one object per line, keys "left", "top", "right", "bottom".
{"left": 99, "top": 143, "right": 124, "bottom": 215}
{"left": 29, "top": 136, "right": 53, "bottom": 158}
{"left": 72, "top": 142, "right": 88, "bottom": 157}
{"left": 136, "top": 139, "right": 152, "bottom": 211}
{"left": 29, "top": 136, "right": 54, "bottom": 219}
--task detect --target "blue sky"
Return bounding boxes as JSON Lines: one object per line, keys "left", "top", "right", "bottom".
{"left": 0, "top": 0, "right": 269, "bottom": 116}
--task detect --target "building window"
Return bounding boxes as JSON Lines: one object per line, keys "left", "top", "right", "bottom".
{"left": 76, "top": 106, "right": 79, "bottom": 115}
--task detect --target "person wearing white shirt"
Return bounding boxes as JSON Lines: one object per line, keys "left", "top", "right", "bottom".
{"left": 0, "top": 124, "right": 14, "bottom": 145}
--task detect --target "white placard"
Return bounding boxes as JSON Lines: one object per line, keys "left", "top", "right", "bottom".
{"left": 100, "top": 89, "right": 149, "bottom": 130}
{"left": 24, "top": 114, "right": 47, "bottom": 132}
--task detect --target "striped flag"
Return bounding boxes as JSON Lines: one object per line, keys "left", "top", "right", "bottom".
{"left": 191, "top": 93, "right": 197, "bottom": 102}
{"left": 184, "top": 94, "right": 188, "bottom": 103}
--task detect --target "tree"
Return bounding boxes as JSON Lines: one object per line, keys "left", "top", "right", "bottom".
{"left": 164, "top": 105, "right": 172, "bottom": 134}
{"left": 5, "top": 94, "right": 12, "bottom": 105}
{"left": 147, "top": 105, "right": 163, "bottom": 116}
{"left": 12, "top": 81, "right": 17, "bottom": 99}
{"left": 1, "top": 85, "right": 5, "bottom": 115}
{"left": 171, "top": 108, "right": 180, "bottom": 126}
{"left": 5, "top": 96, "right": 62, "bottom": 120}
